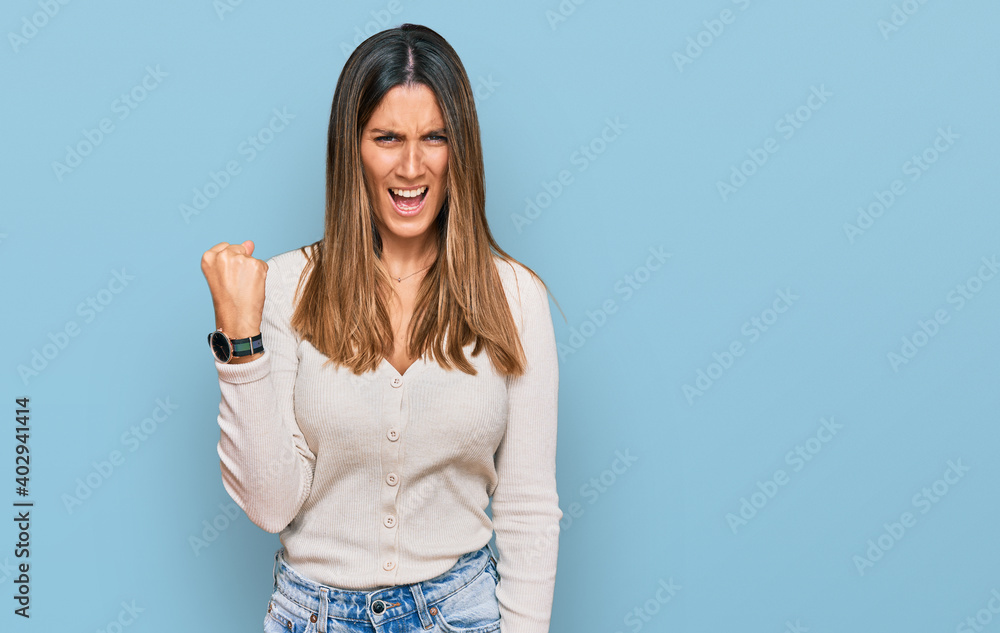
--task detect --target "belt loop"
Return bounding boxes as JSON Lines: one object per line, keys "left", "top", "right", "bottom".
{"left": 486, "top": 540, "right": 498, "bottom": 566}
{"left": 408, "top": 582, "right": 434, "bottom": 630}
{"left": 317, "top": 587, "right": 329, "bottom": 633}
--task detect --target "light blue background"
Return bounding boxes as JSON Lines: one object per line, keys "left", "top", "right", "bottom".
{"left": 3, "top": 1, "right": 999, "bottom": 631}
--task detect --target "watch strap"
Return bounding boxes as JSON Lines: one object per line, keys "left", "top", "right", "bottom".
{"left": 230, "top": 333, "right": 264, "bottom": 357}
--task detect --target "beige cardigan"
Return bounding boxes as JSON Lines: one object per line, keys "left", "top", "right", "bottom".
{"left": 214, "top": 245, "right": 562, "bottom": 632}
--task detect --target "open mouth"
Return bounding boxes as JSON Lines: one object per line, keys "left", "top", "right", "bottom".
{"left": 388, "top": 185, "right": 428, "bottom": 214}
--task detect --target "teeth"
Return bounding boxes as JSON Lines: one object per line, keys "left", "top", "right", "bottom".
{"left": 389, "top": 186, "right": 427, "bottom": 198}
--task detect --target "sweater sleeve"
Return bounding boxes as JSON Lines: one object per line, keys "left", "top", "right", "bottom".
{"left": 213, "top": 255, "right": 316, "bottom": 533}
{"left": 492, "top": 264, "right": 564, "bottom": 633}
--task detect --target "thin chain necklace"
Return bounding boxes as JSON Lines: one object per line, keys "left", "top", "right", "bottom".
{"left": 393, "top": 261, "right": 434, "bottom": 283}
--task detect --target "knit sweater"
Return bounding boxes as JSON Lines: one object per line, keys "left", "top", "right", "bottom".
{"left": 213, "top": 244, "right": 562, "bottom": 632}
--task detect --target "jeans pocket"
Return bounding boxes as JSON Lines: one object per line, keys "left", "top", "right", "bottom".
{"left": 263, "top": 591, "right": 318, "bottom": 633}
{"left": 429, "top": 565, "right": 501, "bottom": 633}
{"left": 486, "top": 556, "right": 499, "bottom": 584}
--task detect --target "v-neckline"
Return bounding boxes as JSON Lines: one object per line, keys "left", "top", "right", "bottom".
{"left": 380, "top": 353, "right": 426, "bottom": 379}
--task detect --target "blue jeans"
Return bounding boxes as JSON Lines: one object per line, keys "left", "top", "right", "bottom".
{"left": 264, "top": 543, "right": 501, "bottom": 632}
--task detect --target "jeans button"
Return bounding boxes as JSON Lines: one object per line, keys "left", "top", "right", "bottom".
{"left": 372, "top": 600, "right": 385, "bottom": 614}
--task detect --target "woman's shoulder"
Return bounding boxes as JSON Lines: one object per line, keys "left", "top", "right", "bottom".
{"left": 491, "top": 254, "right": 548, "bottom": 321}
{"left": 263, "top": 243, "right": 318, "bottom": 306}
{"left": 492, "top": 254, "right": 535, "bottom": 283}
{"left": 493, "top": 254, "right": 529, "bottom": 292}
{"left": 267, "top": 243, "right": 316, "bottom": 274}
{"left": 265, "top": 243, "right": 317, "bottom": 285}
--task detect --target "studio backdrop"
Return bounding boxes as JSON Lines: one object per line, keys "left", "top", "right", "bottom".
{"left": 3, "top": 1, "right": 999, "bottom": 632}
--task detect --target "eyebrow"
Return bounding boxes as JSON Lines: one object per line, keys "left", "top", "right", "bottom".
{"left": 369, "top": 128, "right": 447, "bottom": 136}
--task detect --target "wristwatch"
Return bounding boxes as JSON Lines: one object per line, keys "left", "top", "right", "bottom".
{"left": 207, "top": 328, "right": 264, "bottom": 363}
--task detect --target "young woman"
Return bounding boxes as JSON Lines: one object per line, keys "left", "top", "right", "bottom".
{"left": 201, "top": 23, "right": 563, "bottom": 633}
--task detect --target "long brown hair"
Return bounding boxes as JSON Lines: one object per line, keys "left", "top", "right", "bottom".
{"left": 290, "top": 23, "right": 561, "bottom": 377}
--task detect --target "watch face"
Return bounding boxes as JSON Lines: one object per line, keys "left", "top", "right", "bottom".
{"left": 208, "top": 331, "right": 232, "bottom": 363}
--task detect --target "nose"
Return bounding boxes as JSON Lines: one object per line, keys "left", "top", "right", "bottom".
{"left": 396, "top": 141, "right": 425, "bottom": 179}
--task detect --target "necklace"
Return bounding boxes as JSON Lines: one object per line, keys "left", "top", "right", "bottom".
{"left": 393, "top": 262, "right": 434, "bottom": 283}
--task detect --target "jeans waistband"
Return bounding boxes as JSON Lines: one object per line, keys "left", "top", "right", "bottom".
{"left": 271, "top": 542, "right": 497, "bottom": 625}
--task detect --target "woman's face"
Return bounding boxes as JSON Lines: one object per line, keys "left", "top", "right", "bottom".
{"left": 361, "top": 83, "right": 449, "bottom": 245}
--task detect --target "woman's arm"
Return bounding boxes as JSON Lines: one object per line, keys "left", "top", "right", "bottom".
{"left": 492, "top": 263, "right": 564, "bottom": 633}
{"left": 213, "top": 255, "right": 316, "bottom": 533}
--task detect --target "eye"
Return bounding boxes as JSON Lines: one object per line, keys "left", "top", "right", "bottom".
{"left": 373, "top": 134, "right": 446, "bottom": 143}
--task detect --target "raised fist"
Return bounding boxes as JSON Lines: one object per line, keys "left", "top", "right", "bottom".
{"left": 201, "top": 240, "right": 268, "bottom": 339}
